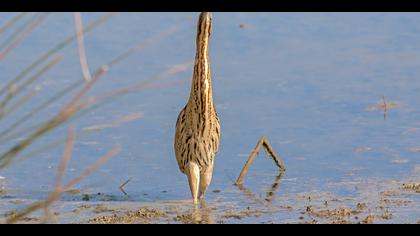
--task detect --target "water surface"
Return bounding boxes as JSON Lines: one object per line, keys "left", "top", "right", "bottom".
{"left": 1, "top": 12, "right": 420, "bottom": 223}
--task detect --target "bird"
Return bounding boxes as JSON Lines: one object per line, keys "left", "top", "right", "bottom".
{"left": 174, "top": 12, "right": 220, "bottom": 204}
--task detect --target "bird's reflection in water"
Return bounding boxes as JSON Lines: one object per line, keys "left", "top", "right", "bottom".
{"left": 191, "top": 201, "right": 215, "bottom": 224}
{"left": 236, "top": 172, "right": 285, "bottom": 205}
{"left": 176, "top": 200, "right": 215, "bottom": 224}
{"left": 175, "top": 172, "right": 284, "bottom": 224}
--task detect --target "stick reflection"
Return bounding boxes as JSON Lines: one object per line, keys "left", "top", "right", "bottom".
{"left": 236, "top": 172, "right": 285, "bottom": 205}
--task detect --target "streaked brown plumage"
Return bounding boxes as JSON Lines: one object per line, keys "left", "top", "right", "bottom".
{"left": 174, "top": 12, "right": 220, "bottom": 204}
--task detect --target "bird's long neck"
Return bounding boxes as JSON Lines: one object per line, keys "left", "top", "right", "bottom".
{"left": 188, "top": 12, "right": 214, "bottom": 116}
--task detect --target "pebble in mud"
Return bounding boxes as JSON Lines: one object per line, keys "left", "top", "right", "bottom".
{"left": 82, "top": 194, "right": 90, "bottom": 201}
{"left": 356, "top": 203, "right": 368, "bottom": 210}
{"left": 402, "top": 183, "right": 420, "bottom": 193}
{"left": 361, "top": 214, "right": 375, "bottom": 224}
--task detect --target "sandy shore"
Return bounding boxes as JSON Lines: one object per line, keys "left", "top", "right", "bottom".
{"left": 1, "top": 176, "right": 420, "bottom": 224}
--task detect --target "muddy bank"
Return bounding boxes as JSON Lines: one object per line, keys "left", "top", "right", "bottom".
{"left": 1, "top": 176, "right": 420, "bottom": 224}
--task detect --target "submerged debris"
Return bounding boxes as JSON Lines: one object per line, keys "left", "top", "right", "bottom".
{"left": 366, "top": 96, "right": 400, "bottom": 112}
{"left": 353, "top": 147, "right": 372, "bottom": 154}
{"left": 367, "top": 96, "right": 400, "bottom": 120}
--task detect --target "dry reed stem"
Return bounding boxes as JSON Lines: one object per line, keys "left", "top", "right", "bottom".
{"left": 0, "top": 12, "right": 116, "bottom": 96}
{"left": 2, "top": 90, "right": 37, "bottom": 117}
{"left": 0, "top": 13, "right": 49, "bottom": 61}
{"left": 0, "top": 17, "right": 182, "bottom": 169}
{"left": 0, "top": 13, "right": 42, "bottom": 50}
{"left": 0, "top": 65, "right": 107, "bottom": 169}
{"left": 41, "top": 126, "right": 77, "bottom": 220}
{"left": 73, "top": 12, "right": 92, "bottom": 82}
{"left": 0, "top": 55, "right": 63, "bottom": 113}
{"left": 94, "top": 62, "right": 192, "bottom": 104}
{"left": 54, "top": 126, "right": 75, "bottom": 189}
{"left": 0, "top": 60, "right": 184, "bottom": 146}
{"left": 64, "top": 65, "right": 107, "bottom": 111}
{"left": 13, "top": 110, "right": 138, "bottom": 165}
{"left": 83, "top": 112, "right": 144, "bottom": 132}
{"left": 5, "top": 145, "right": 120, "bottom": 224}
{"left": 0, "top": 80, "right": 82, "bottom": 142}
{"left": 56, "top": 62, "right": 190, "bottom": 132}
{"left": 0, "top": 12, "right": 28, "bottom": 34}
{"left": 0, "top": 103, "right": 83, "bottom": 169}
{"left": 1, "top": 21, "right": 183, "bottom": 141}
{"left": 3, "top": 126, "right": 75, "bottom": 224}
{"left": 4, "top": 127, "right": 120, "bottom": 224}
{"left": 0, "top": 13, "right": 183, "bottom": 223}
{"left": 107, "top": 24, "right": 182, "bottom": 68}
{"left": 235, "top": 136, "right": 286, "bottom": 185}
{"left": 62, "top": 146, "right": 121, "bottom": 191}
{"left": 8, "top": 78, "right": 184, "bottom": 166}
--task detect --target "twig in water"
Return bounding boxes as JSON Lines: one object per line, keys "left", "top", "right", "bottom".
{"left": 119, "top": 177, "right": 132, "bottom": 195}
{"left": 235, "top": 136, "right": 286, "bottom": 185}
{"left": 382, "top": 95, "right": 387, "bottom": 120}
{"left": 382, "top": 95, "right": 387, "bottom": 113}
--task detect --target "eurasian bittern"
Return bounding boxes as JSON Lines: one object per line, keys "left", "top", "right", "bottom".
{"left": 174, "top": 12, "right": 220, "bottom": 204}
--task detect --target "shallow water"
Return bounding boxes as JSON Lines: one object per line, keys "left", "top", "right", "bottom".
{"left": 1, "top": 12, "right": 420, "bottom": 223}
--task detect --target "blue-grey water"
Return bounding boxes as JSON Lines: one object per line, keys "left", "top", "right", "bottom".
{"left": 1, "top": 13, "right": 420, "bottom": 223}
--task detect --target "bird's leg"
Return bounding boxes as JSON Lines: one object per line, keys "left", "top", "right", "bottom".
{"left": 199, "top": 161, "right": 213, "bottom": 200}
{"left": 185, "top": 162, "right": 200, "bottom": 204}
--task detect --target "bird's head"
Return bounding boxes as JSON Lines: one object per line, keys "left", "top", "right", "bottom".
{"left": 197, "top": 12, "right": 212, "bottom": 40}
